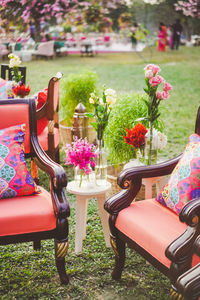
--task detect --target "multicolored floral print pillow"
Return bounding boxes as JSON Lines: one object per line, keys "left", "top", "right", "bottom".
{"left": 155, "top": 134, "right": 200, "bottom": 215}
{"left": 0, "top": 124, "right": 39, "bottom": 199}
{"left": 0, "top": 78, "right": 15, "bottom": 99}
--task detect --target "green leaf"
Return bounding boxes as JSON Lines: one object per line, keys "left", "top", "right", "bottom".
{"left": 90, "top": 122, "right": 97, "bottom": 131}
{"left": 85, "top": 113, "right": 95, "bottom": 118}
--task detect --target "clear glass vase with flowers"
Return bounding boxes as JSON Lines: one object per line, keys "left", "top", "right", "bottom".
{"left": 123, "top": 122, "right": 148, "bottom": 165}
{"left": 8, "top": 53, "right": 30, "bottom": 98}
{"left": 138, "top": 64, "right": 172, "bottom": 165}
{"left": 86, "top": 87, "right": 117, "bottom": 185}
{"left": 65, "top": 137, "right": 97, "bottom": 188}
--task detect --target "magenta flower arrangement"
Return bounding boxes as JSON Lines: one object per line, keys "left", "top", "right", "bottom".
{"left": 65, "top": 137, "right": 97, "bottom": 186}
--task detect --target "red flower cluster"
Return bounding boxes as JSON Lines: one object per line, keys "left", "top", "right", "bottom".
{"left": 13, "top": 84, "right": 30, "bottom": 97}
{"left": 123, "top": 122, "right": 148, "bottom": 148}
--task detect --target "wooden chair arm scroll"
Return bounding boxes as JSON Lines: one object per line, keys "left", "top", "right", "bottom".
{"left": 105, "top": 155, "right": 182, "bottom": 215}
{"left": 175, "top": 263, "right": 200, "bottom": 300}
{"left": 165, "top": 198, "right": 200, "bottom": 285}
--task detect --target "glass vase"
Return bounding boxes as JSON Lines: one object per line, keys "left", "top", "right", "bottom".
{"left": 95, "top": 138, "right": 107, "bottom": 186}
{"left": 74, "top": 165, "right": 92, "bottom": 188}
{"left": 144, "top": 140, "right": 157, "bottom": 165}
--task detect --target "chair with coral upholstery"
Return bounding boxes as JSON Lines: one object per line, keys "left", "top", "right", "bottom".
{"left": 104, "top": 106, "right": 200, "bottom": 300}
{"left": 36, "top": 72, "right": 62, "bottom": 164}
{"left": 1, "top": 64, "right": 26, "bottom": 84}
{"left": 0, "top": 98, "right": 70, "bottom": 284}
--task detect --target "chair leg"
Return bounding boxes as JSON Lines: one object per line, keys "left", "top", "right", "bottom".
{"left": 55, "top": 239, "right": 69, "bottom": 284}
{"left": 33, "top": 240, "right": 41, "bottom": 250}
{"left": 110, "top": 234, "right": 126, "bottom": 280}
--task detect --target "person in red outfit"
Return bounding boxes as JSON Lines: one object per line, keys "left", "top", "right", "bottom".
{"left": 158, "top": 22, "right": 167, "bottom": 52}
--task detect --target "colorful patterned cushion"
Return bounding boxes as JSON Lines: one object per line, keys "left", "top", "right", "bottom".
{"left": 155, "top": 134, "right": 200, "bottom": 215}
{"left": 0, "top": 124, "right": 39, "bottom": 199}
{"left": 0, "top": 78, "right": 15, "bottom": 99}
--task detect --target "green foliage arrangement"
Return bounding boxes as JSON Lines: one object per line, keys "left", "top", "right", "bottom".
{"left": 59, "top": 71, "right": 98, "bottom": 126}
{"left": 104, "top": 93, "right": 164, "bottom": 165}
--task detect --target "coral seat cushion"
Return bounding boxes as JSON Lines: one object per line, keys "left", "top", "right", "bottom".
{"left": 38, "top": 127, "right": 59, "bottom": 151}
{"left": 156, "top": 134, "right": 200, "bottom": 215}
{"left": 0, "top": 187, "right": 56, "bottom": 236}
{"left": 115, "top": 199, "right": 188, "bottom": 268}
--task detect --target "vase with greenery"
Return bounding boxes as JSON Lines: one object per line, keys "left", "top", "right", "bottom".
{"left": 104, "top": 92, "right": 164, "bottom": 166}
{"left": 59, "top": 70, "right": 98, "bottom": 126}
{"left": 139, "top": 64, "right": 172, "bottom": 165}
{"left": 86, "top": 87, "right": 117, "bottom": 185}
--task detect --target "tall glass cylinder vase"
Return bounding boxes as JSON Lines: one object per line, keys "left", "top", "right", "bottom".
{"left": 95, "top": 138, "right": 107, "bottom": 186}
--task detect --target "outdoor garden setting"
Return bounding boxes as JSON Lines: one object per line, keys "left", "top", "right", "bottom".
{"left": 0, "top": 0, "right": 200, "bottom": 300}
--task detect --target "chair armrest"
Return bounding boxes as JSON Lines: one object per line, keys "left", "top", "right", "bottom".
{"left": 31, "top": 134, "right": 69, "bottom": 218}
{"left": 165, "top": 199, "right": 200, "bottom": 282}
{"left": 105, "top": 155, "right": 181, "bottom": 215}
{"left": 175, "top": 263, "right": 200, "bottom": 300}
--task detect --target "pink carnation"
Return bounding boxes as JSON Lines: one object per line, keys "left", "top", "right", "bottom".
{"left": 163, "top": 82, "right": 172, "bottom": 92}
{"left": 149, "top": 75, "right": 164, "bottom": 87}
{"left": 156, "top": 91, "right": 162, "bottom": 99}
{"left": 161, "top": 91, "right": 170, "bottom": 100}
{"left": 144, "top": 64, "right": 161, "bottom": 76}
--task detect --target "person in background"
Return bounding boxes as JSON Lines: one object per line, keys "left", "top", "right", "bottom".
{"left": 172, "top": 19, "right": 183, "bottom": 50}
{"left": 130, "top": 22, "right": 139, "bottom": 49}
{"left": 158, "top": 22, "right": 167, "bottom": 51}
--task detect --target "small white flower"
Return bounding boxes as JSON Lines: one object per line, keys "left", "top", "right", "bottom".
{"left": 89, "top": 97, "right": 95, "bottom": 104}
{"left": 89, "top": 93, "right": 96, "bottom": 104}
{"left": 9, "top": 56, "right": 21, "bottom": 68}
{"left": 145, "top": 69, "right": 154, "bottom": 79}
{"left": 145, "top": 129, "right": 167, "bottom": 150}
{"left": 104, "top": 88, "right": 117, "bottom": 98}
{"left": 106, "top": 95, "right": 116, "bottom": 106}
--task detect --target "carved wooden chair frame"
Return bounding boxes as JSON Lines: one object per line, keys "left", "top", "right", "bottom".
{"left": 104, "top": 106, "right": 200, "bottom": 300}
{"left": 0, "top": 98, "right": 70, "bottom": 284}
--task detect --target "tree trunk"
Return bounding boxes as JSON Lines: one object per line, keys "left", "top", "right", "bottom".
{"left": 34, "top": 19, "right": 41, "bottom": 42}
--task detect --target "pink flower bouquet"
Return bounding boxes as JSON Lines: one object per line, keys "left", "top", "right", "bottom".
{"left": 65, "top": 137, "right": 97, "bottom": 186}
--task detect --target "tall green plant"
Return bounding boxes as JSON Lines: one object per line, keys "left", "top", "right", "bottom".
{"left": 104, "top": 93, "right": 164, "bottom": 165}
{"left": 59, "top": 71, "right": 98, "bottom": 126}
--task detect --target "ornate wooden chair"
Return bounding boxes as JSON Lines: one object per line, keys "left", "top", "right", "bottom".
{"left": 104, "top": 106, "right": 200, "bottom": 300}
{"left": 36, "top": 73, "right": 62, "bottom": 164}
{"left": 0, "top": 98, "right": 70, "bottom": 284}
{"left": 1, "top": 64, "right": 26, "bottom": 84}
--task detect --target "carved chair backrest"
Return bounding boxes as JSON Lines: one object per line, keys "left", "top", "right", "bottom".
{"left": 1, "top": 64, "right": 26, "bottom": 84}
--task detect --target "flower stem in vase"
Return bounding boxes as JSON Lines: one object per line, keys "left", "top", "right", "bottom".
{"left": 95, "top": 138, "right": 107, "bottom": 186}
{"left": 148, "top": 123, "right": 153, "bottom": 165}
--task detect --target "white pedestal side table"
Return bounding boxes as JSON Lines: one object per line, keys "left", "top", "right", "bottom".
{"left": 67, "top": 181, "right": 111, "bottom": 253}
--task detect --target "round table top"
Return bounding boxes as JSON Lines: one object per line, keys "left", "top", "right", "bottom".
{"left": 67, "top": 180, "right": 111, "bottom": 196}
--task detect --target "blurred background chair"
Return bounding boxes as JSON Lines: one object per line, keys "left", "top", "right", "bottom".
{"left": 0, "top": 98, "right": 70, "bottom": 284}
{"left": 33, "top": 41, "right": 55, "bottom": 59}
{"left": 1, "top": 64, "right": 26, "bottom": 84}
{"left": 0, "top": 44, "right": 9, "bottom": 60}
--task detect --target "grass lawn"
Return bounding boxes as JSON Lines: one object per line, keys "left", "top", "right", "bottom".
{"left": 0, "top": 46, "right": 200, "bottom": 299}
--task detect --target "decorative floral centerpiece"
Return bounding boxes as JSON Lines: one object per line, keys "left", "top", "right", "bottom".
{"left": 65, "top": 137, "right": 96, "bottom": 187}
{"left": 13, "top": 83, "right": 30, "bottom": 98}
{"left": 139, "top": 64, "right": 172, "bottom": 164}
{"left": 8, "top": 53, "right": 31, "bottom": 98}
{"left": 86, "top": 87, "right": 117, "bottom": 185}
{"left": 123, "top": 122, "right": 148, "bottom": 161}
{"left": 8, "top": 53, "right": 23, "bottom": 83}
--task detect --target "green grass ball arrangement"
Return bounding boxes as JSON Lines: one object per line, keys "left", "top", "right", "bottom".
{"left": 59, "top": 70, "right": 98, "bottom": 126}
{"left": 104, "top": 92, "right": 164, "bottom": 165}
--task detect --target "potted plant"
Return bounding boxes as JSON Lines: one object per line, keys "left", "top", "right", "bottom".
{"left": 59, "top": 70, "right": 98, "bottom": 145}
